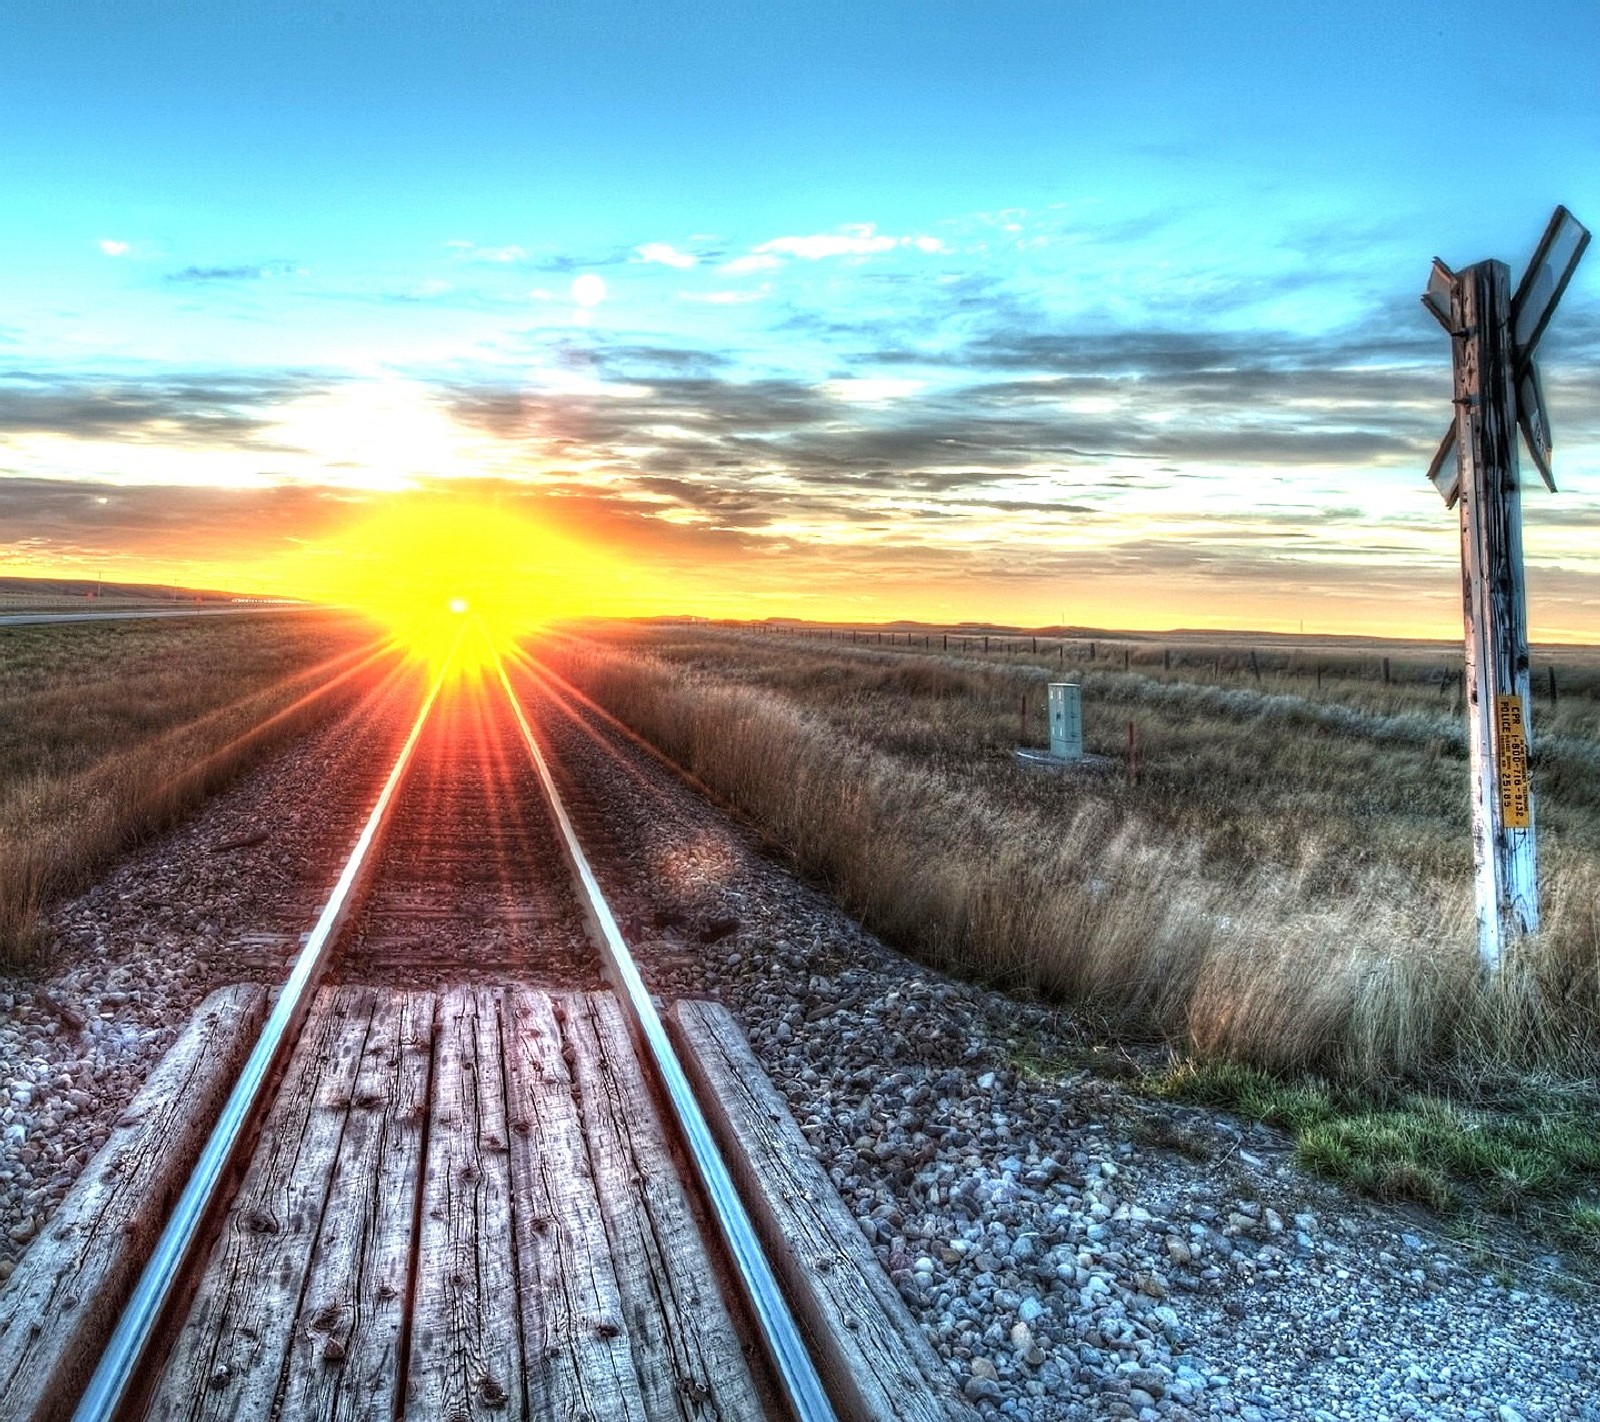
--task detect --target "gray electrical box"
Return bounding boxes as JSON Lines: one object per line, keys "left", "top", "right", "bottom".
{"left": 1048, "top": 682, "right": 1083, "bottom": 760}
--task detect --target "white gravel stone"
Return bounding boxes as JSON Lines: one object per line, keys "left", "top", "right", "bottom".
{"left": 542, "top": 691, "right": 1600, "bottom": 1422}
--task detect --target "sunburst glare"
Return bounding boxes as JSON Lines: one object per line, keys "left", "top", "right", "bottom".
{"left": 270, "top": 495, "right": 618, "bottom": 674}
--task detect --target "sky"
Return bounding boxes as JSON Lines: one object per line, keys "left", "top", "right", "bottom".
{"left": 2, "top": 1, "right": 1599, "bottom": 637}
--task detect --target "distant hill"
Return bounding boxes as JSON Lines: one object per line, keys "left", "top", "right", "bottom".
{"left": 0, "top": 574, "right": 240, "bottom": 603}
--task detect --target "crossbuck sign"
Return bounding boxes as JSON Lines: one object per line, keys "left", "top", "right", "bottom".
{"left": 1420, "top": 206, "right": 1590, "bottom": 972}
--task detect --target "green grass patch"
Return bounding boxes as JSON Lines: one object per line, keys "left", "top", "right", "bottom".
{"left": 1152, "top": 1057, "right": 1600, "bottom": 1245}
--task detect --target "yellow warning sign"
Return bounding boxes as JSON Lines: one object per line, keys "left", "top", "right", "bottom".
{"left": 1496, "top": 695, "right": 1531, "bottom": 829}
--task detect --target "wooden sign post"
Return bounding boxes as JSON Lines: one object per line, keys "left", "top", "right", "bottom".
{"left": 1420, "top": 207, "right": 1589, "bottom": 972}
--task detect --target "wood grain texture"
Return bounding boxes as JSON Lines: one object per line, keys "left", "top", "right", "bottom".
{"left": 1455, "top": 258, "right": 1540, "bottom": 966}
{"left": 503, "top": 989, "right": 649, "bottom": 1422}
{"left": 0, "top": 984, "right": 269, "bottom": 1422}
{"left": 671, "top": 1000, "right": 976, "bottom": 1422}
{"left": 144, "top": 987, "right": 374, "bottom": 1422}
{"left": 560, "top": 992, "right": 764, "bottom": 1422}
{"left": 406, "top": 988, "right": 524, "bottom": 1421}
{"left": 279, "top": 990, "right": 436, "bottom": 1422}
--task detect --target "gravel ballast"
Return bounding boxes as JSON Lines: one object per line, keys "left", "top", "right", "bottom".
{"left": 0, "top": 687, "right": 409, "bottom": 1279}
{"left": 538, "top": 686, "right": 1598, "bottom": 1422}
{"left": 2, "top": 679, "right": 1594, "bottom": 1421}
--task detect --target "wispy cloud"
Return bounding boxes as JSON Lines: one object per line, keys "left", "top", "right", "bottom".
{"left": 166, "top": 260, "right": 302, "bottom": 284}
{"left": 729, "top": 224, "right": 948, "bottom": 268}
{"left": 0, "top": 371, "right": 320, "bottom": 444}
{"left": 635, "top": 242, "right": 698, "bottom": 269}
{"left": 724, "top": 253, "right": 782, "bottom": 274}
{"left": 11, "top": 197, "right": 1599, "bottom": 631}
{"left": 0, "top": 477, "right": 366, "bottom": 562}
{"left": 98, "top": 239, "right": 130, "bottom": 257}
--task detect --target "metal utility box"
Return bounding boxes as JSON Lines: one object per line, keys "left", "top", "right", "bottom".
{"left": 1047, "top": 683, "right": 1083, "bottom": 761}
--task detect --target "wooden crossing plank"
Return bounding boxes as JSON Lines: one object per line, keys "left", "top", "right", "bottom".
{"left": 0, "top": 984, "right": 269, "bottom": 1422}
{"left": 145, "top": 987, "right": 375, "bottom": 1421}
{"left": 560, "top": 991, "right": 764, "bottom": 1422}
{"left": 406, "top": 987, "right": 524, "bottom": 1421}
{"left": 502, "top": 989, "right": 649, "bottom": 1422}
{"left": 278, "top": 990, "right": 436, "bottom": 1422}
{"left": 671, "top": 1000, "right": 977, "bottom": 1422}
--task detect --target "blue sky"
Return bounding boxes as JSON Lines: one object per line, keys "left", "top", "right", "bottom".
{"left": 3, "top": 1, "right": 1598, "bottom": 632}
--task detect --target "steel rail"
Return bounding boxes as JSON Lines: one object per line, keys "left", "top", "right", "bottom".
{"left": 71, "top": 649, "right": 456, "bottom": 1422}
{"left": 494, "top": 652, "right": 840, "bottom": 1422}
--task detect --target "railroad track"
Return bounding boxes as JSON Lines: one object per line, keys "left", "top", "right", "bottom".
{"left": 0, "top": 627, "right": 971, "bottom": 1422}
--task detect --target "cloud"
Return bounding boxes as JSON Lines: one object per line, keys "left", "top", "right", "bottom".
{"left": 734, "top": 225, "right": 950, "bottom": 267}
{"left": 0, "top": 477, "right": 365, "bottom": 563}
{"left": 98, "top": 239, "right": 130, "bottom": 257}
{"left": 166, "top": 261, "right": 301, "bottom": 284}
{"left": 723, "top": 253, "right": 782, "bottom": 274}
{"left": 820, "top": 378, "right": 924, "bottom": 404}
{"left": 0, "top": 370, "right": 323, "bottom": 445}
{"left": 635, "top": 243, "right": 698, "bottom": 269}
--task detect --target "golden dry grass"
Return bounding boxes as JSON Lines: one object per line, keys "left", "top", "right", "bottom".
{"left": 0, "top": 612, "right": 396, "bottom": 965}
{"left": 547, "top": 625, "right": 1600, "bottom": 1080}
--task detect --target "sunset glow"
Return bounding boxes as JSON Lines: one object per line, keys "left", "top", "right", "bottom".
{"left": 269, "top": 496, "right": 619, "bottom": 671}
{"left": 1, "top": 5, "right": 1596, "bottom": 637}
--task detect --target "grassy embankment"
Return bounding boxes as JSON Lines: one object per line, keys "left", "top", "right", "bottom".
{"left": 548, "top": 624, "right": 1600, "bottom": 1253}
{"left": 0, "top": 612, "right": 394, "bottom": 967}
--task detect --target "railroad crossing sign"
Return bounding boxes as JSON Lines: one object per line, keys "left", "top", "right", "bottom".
{"left": 1419, "top": 206, "right": 1590, "bottom": 972}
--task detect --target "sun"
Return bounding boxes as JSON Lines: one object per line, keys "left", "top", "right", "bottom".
{"left": 274, "top": 494, "right": 617, "bottom": 672}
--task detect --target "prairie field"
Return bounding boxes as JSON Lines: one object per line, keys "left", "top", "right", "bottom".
{"left": 548, "top": 623, "right": 1600, "bottom": 1080}
{"left": 0, "top": 611, "right": 391, "bottom": 966}
{"left": 548, "top": 622, "right": 1600, "bottom": 1240}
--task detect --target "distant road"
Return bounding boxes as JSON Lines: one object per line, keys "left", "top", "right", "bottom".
{"left": 0, "top": 605, "right": 311, "bottom": 629}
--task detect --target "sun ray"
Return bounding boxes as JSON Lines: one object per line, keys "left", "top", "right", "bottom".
{"left": 266, "top": 494, "right": 621, "bottom": 677}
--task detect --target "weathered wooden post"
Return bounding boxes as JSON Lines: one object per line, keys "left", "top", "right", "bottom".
{"left": 1419, "top": 206, "right": 1589, "bottom": 971}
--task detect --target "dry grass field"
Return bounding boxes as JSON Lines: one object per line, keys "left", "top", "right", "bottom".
{"left": 547, "top": 622, "right": 1600, "bottom": 1245}
{"left": 0, "top": 611, "right": 392, "bottom": 965}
